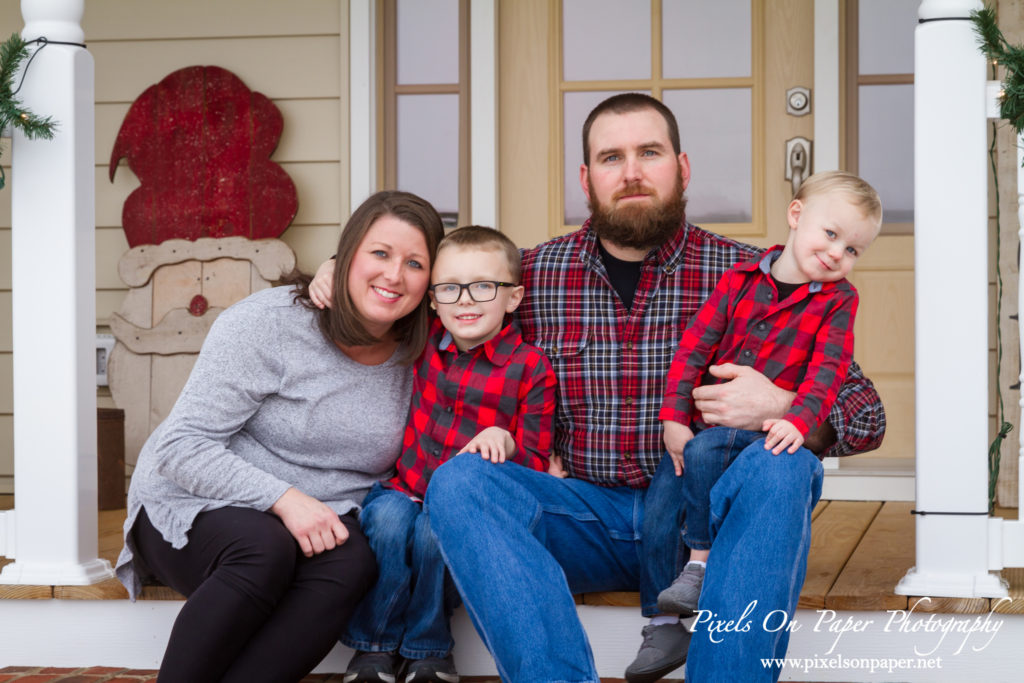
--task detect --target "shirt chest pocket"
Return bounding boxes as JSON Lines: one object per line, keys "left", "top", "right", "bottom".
{"left": 537, "top": 330, "right": 590, "bottom": 414}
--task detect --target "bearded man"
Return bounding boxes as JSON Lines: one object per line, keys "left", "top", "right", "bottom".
{"left": 424, "top": 93, "right": 885, "bottom": 683}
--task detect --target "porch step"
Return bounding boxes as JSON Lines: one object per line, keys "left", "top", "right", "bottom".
{"left": 3, "top": 500, "right": 1023, "bottom": 614}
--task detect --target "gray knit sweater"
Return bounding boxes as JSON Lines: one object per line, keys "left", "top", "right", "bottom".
{"left": 115, "top": 286, "right": 412, "bottom": 600}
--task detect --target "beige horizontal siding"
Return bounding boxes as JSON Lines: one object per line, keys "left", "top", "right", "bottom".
{"left": 92, "top": 37, "right": 341, "bottom": 103}
{"left": 0, "top": 0, "right": 350, "bottom": 482}
{"left": 82, "top": 0, "right": 341, "bottom": 41}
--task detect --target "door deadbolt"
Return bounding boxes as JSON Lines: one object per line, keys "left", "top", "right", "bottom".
{"left": 786, "top": 87, "right": 811, "bottom": 116}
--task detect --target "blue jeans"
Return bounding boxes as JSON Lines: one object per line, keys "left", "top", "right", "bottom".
{"left": 681, "top": 427, "right": 766, "bottom": 550}
{"left": 685, "top": 429, "right": 823, "bottom": 682}
{"left": 426, "top": 454, "right": 682, "bottom": 683}
{"left": 429, "top": 443, "right": 822, "bottom": 683}
{"left": 342, "top": 484, "right": 460, "bottom": 659}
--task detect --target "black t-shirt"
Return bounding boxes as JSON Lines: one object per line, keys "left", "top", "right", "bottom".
{"left": 771, "top": 274, "right": 802, "bottom": 301}
{"left": 597, "top": 240, "right": 643, "bottom": 311}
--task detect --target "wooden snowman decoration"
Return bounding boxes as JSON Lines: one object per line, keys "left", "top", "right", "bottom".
{"left": 107, "top": 66, "right": 297, "bottom": 467}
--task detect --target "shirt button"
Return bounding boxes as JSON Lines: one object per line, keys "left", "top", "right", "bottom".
{"left": 432, "top": 448, "right": 440, "bottom": 456}
{"left": 742, "top": 349, "right": 753, "bottom": 358}
{"left": 446, "top": 406, "right": 453, "bottom": 413}
{"left": 624, "top": 452, "right": 632, "bottom": 460}
{"left": 625, "top": 341, "right": 634, "bottom": 351}
{"left": 756, "top": 322, "right": 767, "bottom": 332}
{"left": 550, "top": 346, "right": 559, "bottom": 355}
{"left": 625, "top": 396, "right": 634, "bottom": 406}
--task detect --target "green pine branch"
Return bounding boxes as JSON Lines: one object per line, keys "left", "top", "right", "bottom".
{"left": 0, "top": 32, "right": 60, "bottom": 189}
{"left": 972, "top": 8, "right": 1024, "bottom": 136}
{"left": 0, "top": 33, "right": 57, "bottom": 140}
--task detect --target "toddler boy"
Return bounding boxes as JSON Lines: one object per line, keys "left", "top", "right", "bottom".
{"left": 655, "top": 171, "right": 883, "bottom": 616}
{"left": 343, "top": 226, "right": 557, "bottom": 683}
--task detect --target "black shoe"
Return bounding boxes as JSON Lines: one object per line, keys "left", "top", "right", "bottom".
{"left": 344, "top": 650, "right": 404, "bottom": 683}
{"left": 403, "top": 653, "right": 459, "bottom": 682}
{"left": 624, "top": 622, "right": 690, "bottom": 683}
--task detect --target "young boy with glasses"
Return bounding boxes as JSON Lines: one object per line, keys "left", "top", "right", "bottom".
{"left": 342, "top": 225, "right": 559, "bottom": 683}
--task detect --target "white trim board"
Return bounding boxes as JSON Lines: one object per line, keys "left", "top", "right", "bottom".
{"left": 1, "top": 601, "right": 1021, "bottom": 680}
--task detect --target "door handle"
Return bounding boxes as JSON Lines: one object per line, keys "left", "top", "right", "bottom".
{"left": 785, "top": 137, "right": 812, "bottom": 196}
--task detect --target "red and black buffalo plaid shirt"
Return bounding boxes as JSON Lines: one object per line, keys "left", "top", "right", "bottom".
{"left": 659, "top": 246, "right": 858, "bottom": 437}
{"left": 385, "top": 318, "right": 556, "bottom": 500}
{"left": 516, "top": 222, "right": 885, "bottom": 488}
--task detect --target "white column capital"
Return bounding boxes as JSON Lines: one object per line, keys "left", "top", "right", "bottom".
{"left": 20, "top": 0, "right": 84, "bottom": 44}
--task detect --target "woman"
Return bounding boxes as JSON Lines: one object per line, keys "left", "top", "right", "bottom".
{"left": 115, "top": 191, "right": 445, "bottom": 683}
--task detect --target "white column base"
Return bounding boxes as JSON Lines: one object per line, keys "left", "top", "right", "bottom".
{"left": 894, "top": 566, "right": 1008, "bottom": 599}
{"left": 0, "top": 558, "right": 114, "bottom": 586}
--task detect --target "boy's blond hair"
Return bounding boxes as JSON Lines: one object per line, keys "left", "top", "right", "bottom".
{"left": 793, "top": 170, "right": 883, "bottom": 227}
{"left": 436, "top": 226, "right": 522, "bottom": 282}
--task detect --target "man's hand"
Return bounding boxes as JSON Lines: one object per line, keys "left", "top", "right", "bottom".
{"left": 309, "top": 258, "right": 336, "bottom": 309}
{"left": 762, "top": 418, "right": 804, "bottom": 455}
{"left": 662, "top": 419, "right": 694, "bottom": 476}
{"left": 270, "top": 487, "right": 348, "bottom": 557}
{"left": 548, "top": 453, "right": 569, "bottom": 478}
{"left": 464, "top": 427, "right": 516, "bottom": 463}
{"left": 692, "top": 363, "right": 795, "bottom": 430}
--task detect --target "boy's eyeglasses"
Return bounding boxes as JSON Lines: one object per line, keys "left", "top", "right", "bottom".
{"left": 430, "top": 281, "right": 517, "bottom": 304}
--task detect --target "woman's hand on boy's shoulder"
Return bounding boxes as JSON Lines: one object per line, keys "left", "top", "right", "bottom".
{"left": 309, "top": 258, "right": 336, "bottom": 309}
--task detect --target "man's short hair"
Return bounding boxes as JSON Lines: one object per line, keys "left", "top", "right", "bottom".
{"left": 794, "top": 170, "right": 884, "bottom": 227}
{"left": 581, "top": 93, "right": 681, "bottom": 167}
{"left": 437, "top": 225, "right": 522, "bottom": 283}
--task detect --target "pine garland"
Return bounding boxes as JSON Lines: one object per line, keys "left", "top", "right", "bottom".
{"left": 0, "top": 32, "right": 59, "bottom": 189}
{"left": 973, "top": 7, "right": 1018, "bottom": 513}
{"left": 973, "top": 8, "right": 1024, "bottom": 134}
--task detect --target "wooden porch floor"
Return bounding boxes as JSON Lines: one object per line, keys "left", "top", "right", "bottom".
{"left": 2, "top": 498, "right": 1023, "bottom": 612}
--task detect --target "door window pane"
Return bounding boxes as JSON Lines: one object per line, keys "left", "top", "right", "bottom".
{"left": 859, "top": 84, "right": 913, "bottom": 223}
{"left": 859, "top": 0, "right": 917, "bottom": 75}
{"left": 397, "top": 94, "right": 459, "bottom": 215}
{"left": 397, "top": 0, "right": 459, "bottom": 84}
{"left": 663, "top": 88, "right": 752, "bottom": 223}
{"left": 563, "top": 0, "right": 651, "bottom": 81}
{"left": 662, "top": 0, "right": 751, "bottom": 79}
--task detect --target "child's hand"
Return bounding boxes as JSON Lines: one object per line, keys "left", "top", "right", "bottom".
{"left": 762, "top": 418, "right": 804, "bottom": 455}
{"left": 662, "top": 420, "right": 694, "bottom": 476}
{"left": 548, "top": 454, "right": 569, "bottom": 478}
{"left": 309, "top": 258, "right": 336, "bottom": 309}
{"left": 464, "top": 427, "right": 516, "bottom": 463}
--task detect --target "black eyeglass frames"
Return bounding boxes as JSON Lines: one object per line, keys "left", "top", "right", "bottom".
{"left": 430, "top": 280, "right": 518, "bottom": 304}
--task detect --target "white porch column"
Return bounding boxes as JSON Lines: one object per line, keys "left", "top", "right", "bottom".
{"left": 895, "top": 0, "right": 1005, "bottom": 598}
{"left": 0, "top": 0, "right": 113, "bottom": 584}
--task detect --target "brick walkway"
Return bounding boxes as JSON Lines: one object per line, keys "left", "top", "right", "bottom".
{"left": 0, "top": 669, "right": 510, "bottom": 683}
{"left": 0, "top": 668, "right": 364, "bottom": 682}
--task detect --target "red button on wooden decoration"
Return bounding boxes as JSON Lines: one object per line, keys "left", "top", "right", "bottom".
{"left": 189, "top": 294, "right": 209, "bottom": 317}
{"left": 109, "top": 66, "right": 298, "bottom": 248}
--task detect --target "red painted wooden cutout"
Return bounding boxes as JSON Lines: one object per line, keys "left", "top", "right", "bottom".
{"left": 109, "top": 66, "right": 298, "bottom": 247}
{"left": 188, "top": 294, "right": 209, "bottom": 317}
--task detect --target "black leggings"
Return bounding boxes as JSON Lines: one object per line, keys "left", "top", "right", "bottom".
{"left": 133, "top": 505, "right": 377, "bottom": 683}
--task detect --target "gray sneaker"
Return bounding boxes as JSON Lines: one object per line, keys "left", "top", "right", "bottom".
{"left": 657, "top": 562, "right": 705, "bottom": 617}
{"left": 624, "top": 621, "right": 690, "bottom": 683}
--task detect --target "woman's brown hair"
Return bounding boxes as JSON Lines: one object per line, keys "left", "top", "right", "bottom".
{"left": 289, "top": 190, "right": 444, "bottom": 364}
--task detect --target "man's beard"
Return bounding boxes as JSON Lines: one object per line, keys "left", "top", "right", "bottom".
{"left": 587, "top": 172, "right": 687, "bottom": 251}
